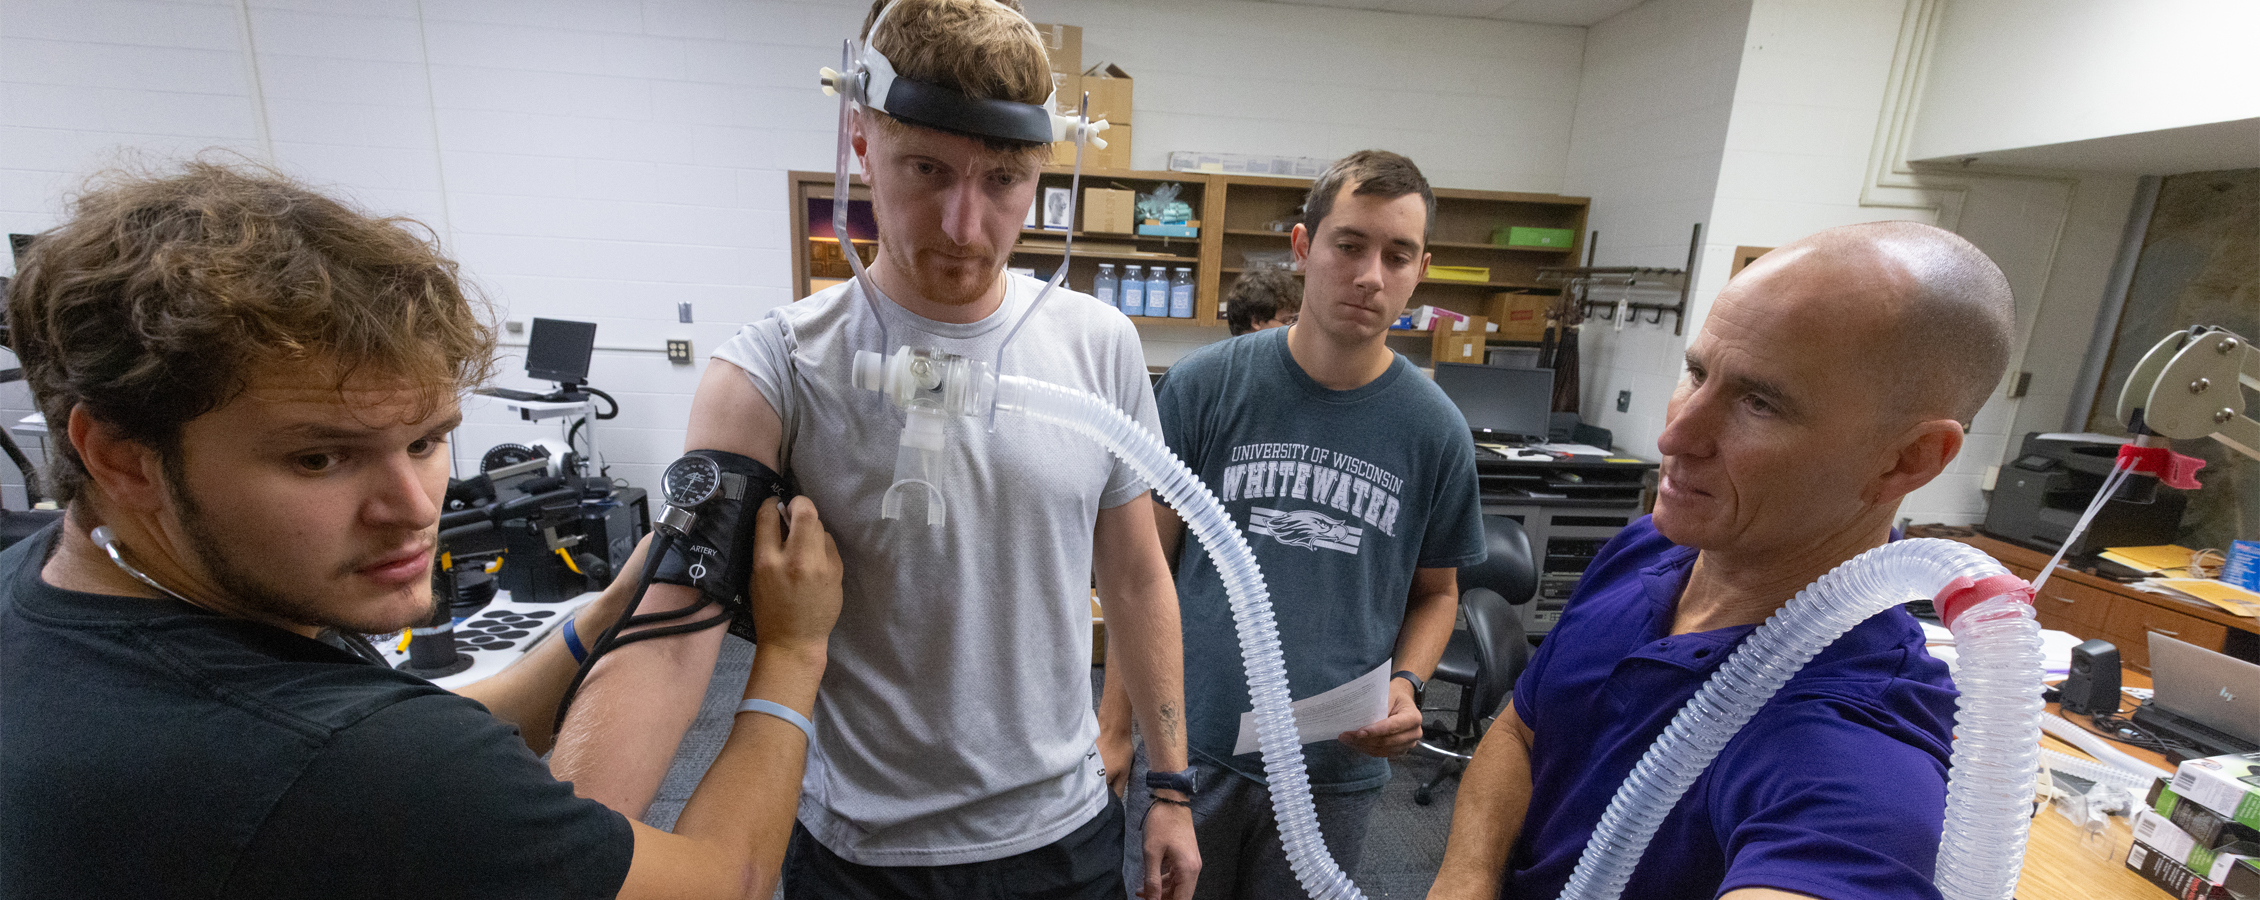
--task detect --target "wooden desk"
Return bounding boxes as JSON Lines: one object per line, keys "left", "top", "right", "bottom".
{"left": 1911, "top": 525, "right": 2260, "bottom": 671}
{"left": 2016, "top": 669, "right": 2176, "bottom": 900}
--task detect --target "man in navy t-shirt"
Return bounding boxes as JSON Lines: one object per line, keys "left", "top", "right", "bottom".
{"left": 1429, "top": 221, "right": 2018, "bottom": 900}
{"left": 1102, "top": 150, "right": 1486, "bottom": 899}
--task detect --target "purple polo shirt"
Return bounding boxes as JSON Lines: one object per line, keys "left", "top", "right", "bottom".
{"left": 1503, "top": 517, "right": 1959, "bottom": 900}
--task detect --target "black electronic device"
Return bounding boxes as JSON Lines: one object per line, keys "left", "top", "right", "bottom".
{"left": 525, "top": 318, "right": 598, "bottom": 389}
{"left": 1434, "top": 363, "right": 1554, "bottom": 443}
{"left": 1980, "top": 433, "right": 2185, "bottom": 556}
{"left": 2059, "top": 638, "right": 2122, "bottom": 715}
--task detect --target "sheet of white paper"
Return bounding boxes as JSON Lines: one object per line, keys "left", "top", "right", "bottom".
{"left": 1233, "top": 661, "right": 1393, "bottom": 756}
{"left": 1534, "top": 442, "right": 1613, "bottom": 457}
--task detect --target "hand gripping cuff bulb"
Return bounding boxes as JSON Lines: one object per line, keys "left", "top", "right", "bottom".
{"left": 819, "top": 0, "right": 1108, "bottom": 527}
{"left": 551, "top": 450, "right": 789, "bottom": 733}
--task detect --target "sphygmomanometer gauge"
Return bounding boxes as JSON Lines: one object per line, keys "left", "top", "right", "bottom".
{"left": 662, "top": 454, "right": 723, "bottom": 510}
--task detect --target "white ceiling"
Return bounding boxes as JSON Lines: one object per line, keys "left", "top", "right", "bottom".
{"left": 1254, "top": 0, "right": 1649, "bottom": 27}
{"left": 1911, "top": 118, "right": 2260, "bottom": 177}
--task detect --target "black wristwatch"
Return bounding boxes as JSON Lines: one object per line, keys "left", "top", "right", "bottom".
{"left": 1144, "top": 766, "right": 1197, "bottom": 799}
{"left": 1392, "top": 670, "right": 1426, "bottom": 707}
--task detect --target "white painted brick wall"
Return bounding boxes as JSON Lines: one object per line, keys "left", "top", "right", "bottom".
{"left": 1560, "top": 0, "right": 1753, "bottom": 460}
{"left": 0, "top": 0, "right": 1589, "bottom": 508}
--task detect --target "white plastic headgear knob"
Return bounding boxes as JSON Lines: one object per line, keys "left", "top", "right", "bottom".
{"left": 819, "top": 66, "right": 845, "bottom": 97}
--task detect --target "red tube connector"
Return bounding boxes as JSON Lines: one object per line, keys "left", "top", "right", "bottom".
{"left": 1934, "top": 573, "right": 2034, "bottom": 628}
{"left": 2118, "top": 444, "right": 2207, "bottom": 490}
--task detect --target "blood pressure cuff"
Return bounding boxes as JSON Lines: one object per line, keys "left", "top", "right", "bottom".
{"left": 651, "top": 450, "right": 793, "bottom": 643}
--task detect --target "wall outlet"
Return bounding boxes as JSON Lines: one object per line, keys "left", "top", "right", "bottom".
{"left": 1616, "top": 390, "right": 1631, "bottom": 413}
{"left": 666, "top": 339, "right": 692, "bottom": 364}
{"left": 505, "top": 319, "right": 525, "bottom": 335}
{"left": 678, "top": 302, "right": 694, "bottom": 324}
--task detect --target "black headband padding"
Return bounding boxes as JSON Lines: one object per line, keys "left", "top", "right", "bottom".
{"left": 881, "top": 76, "right": 1055, "bottom": 145}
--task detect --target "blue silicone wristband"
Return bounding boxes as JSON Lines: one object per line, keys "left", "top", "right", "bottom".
{"left": 561, "top": 618, "right": 589, "bottom": 663}
{"left": 737, "top": 698, "right": 815, "bottom": 744}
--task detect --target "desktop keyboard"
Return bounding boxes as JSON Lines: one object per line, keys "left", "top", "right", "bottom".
{"left": 480, "top": 387, "right": 551, "bottom": 402}
{"left": 2133, "top": 702, "right": 2260, "bottom": 756}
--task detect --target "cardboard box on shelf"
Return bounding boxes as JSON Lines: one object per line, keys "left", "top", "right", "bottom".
{"left": 1049, "top": 122, "right": 1130, "bottom": 170}
{"left": 1425, "top": 265, "right": 1490, "bottom": 283}
{"left": 1079, "top": 63, "right": 1132, "bottom": 123}
{"left": 1030, "top": 23, "right": 1081, "bottom": 76}
{"left": 1082, "top": 188, "right": 1136, "bottom": 234}
{"left": 1433, "top": 315, "right": 1488, "bottom": 365}
{"left": 1049, "top": 72, "right": 1082, "bottom": 117}
{"left": 1486, "top": 292, "right": 1554, "bottom": 342}
{"left": 1497, "top": 226, "right": 1575, "bottom": 248}
{"left": 1167, "top": 151, "right": 1330, "bottom": 178}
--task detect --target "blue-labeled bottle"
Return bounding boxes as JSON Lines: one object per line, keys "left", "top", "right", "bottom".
{"left": 1169, "top": 266, "right": 1194, "bottom": 318}
{"left": 1093, "top": 264, "right": 1119, "bottom": 314}
{"left": 1121, "top": 265, "right": 1145, "bottom": 317}
{"left": 1144, "top": 265, "right": 1170, "bottom": 317}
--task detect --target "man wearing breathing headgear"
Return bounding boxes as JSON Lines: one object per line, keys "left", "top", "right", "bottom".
{"left": 1428, "top": 221, "right": 2016, "bottom": 900}
{"left": 550, "top": 2, "right": 1201, "bottom": 898}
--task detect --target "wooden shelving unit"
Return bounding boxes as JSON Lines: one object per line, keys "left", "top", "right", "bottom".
{"left": 787, "top": 169, "right": 1590, "bottom": 338}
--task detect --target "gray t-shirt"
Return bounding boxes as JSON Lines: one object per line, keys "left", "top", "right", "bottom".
{"left": 712, "top": 275, "right": 1159, "bottom": 865}
{"left": 1158, "top": 326, "right": 1486, "bottom": 792}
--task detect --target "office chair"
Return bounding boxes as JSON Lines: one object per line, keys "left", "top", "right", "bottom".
{"left": 1412, "top": 514, "right": 1537, "bottom": 805}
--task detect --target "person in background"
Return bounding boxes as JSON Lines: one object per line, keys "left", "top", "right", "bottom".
{"left": 1224, "top": 267, "right": 1302, "bottom": 336}
{"left": 0, "top": 159, "right": 844, "bottom": 900}
{"left": 1427, "top": 221, "right": 2015, "bottom": 900}
{"left": 1102, "top": 149, "right": 1486, "bottom": 899}
{"left": 550, "top": 2, "right": 1200, "bottom": 898}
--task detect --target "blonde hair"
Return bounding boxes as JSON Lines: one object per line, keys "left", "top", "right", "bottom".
{"left": 859, "top": 0, "right": 1054, "bottom": 154}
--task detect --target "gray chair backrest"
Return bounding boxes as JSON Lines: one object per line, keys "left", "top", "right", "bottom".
{"left": 1459, "top": 515, "right": 1537, "bottom": 606}
{"left": 1460, "top": 587, "right": 1529, "bottom": 724}
{"left": 1459, "top": 515, "right": 1537, "bottom": 720}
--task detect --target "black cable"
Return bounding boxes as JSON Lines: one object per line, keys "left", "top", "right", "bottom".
{"left": 0, "top": 428, "right": 44, "bottom": 506}
{"left": 551, "top": 531, "right": 736, "bottom": 733}
{"left": 584, "top": 386, "right": 619, "bottom": 420}
{"left": 2087, "top": 708, "right": 2202, "bottom": 756}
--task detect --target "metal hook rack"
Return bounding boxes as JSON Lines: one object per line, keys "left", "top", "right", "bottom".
{"left": 1538, "top": 223, "right": 1702, "bottom": 335}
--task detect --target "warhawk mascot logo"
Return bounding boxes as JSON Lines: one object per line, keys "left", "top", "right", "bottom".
{"left": 1249, "top": 507, "right": 1363, "bottom": 555}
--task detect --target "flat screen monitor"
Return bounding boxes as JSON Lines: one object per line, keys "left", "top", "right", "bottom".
{"left": 1433, "top": 363, "right": 1553, "bottom": 441}
{"left": 525, "top": 318, "right": 598, "bottom": 386}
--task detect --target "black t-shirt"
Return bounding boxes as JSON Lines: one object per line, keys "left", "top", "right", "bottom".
{"left": 0, "top": 525, "right": 633, "bottom": 899}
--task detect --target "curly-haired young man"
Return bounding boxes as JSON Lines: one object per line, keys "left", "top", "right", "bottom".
{"left": 0, "top": 161, "right": 844, "bottom": 900}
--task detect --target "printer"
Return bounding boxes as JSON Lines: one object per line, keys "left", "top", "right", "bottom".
{"left": 1981, "top": 432, "right": 2186, "bottom": 556}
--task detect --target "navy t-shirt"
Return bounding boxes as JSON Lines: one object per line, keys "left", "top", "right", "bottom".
{"left": 1505, "top": 517, "right": 1960, "bottom": 899}
{"left": 1158, "top": 326, "right": 1486, "bottom": 792}
{"left": 0, "top": 525, "right": 634, "bottom": 900}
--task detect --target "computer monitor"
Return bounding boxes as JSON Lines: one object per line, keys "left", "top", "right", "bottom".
{"left": 1433, "top": 363, "right": 1554, "bottom": 442}
{"left": 525, "top": 318, "right": 598, "bottom": 387}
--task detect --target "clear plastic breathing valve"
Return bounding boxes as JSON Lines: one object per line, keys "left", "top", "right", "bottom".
{"left": 853, "top": 346, "right": 998, "bottom": 526}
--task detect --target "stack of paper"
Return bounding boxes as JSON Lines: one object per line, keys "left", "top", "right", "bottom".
{"left": 2135, "top": 578, "right": 2260, "bottom": 618}
{"left": 2101, "top": 544, "right": 2203, "bottom": 576}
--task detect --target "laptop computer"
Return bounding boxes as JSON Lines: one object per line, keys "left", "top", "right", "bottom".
{"left": 2132, "top": 632, "right": 2260, "bottom": 758}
